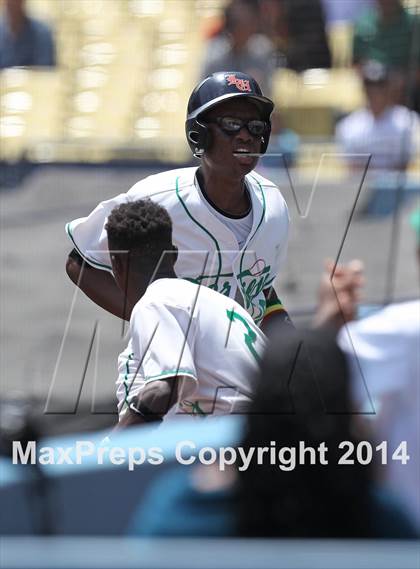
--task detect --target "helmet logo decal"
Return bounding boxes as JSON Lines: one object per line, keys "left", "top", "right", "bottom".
{"left": 226, "top": 74, "right": 251, "bottom": 92}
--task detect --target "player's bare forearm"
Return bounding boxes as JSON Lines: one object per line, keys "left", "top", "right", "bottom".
{"left": 66, "top": 250, "right": 130, "bottom": 320}
{"left": 117, "top": 377, "right": 180, "bottom": 429}
{"left": 135, "top": 377, "right": 180, "bottom": 417}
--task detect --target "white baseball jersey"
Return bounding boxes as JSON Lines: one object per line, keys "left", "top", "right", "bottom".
{"left": 66, "top": 166, "right": 289, "bottom": 325}
{"left": 117, "top": 278, "right": 267, "bottom": 421}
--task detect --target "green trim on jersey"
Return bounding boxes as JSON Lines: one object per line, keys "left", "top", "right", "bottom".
{"left": 237, "top": 178, "right": 269, "bottom": 323}
{"left": 226, "top": 308, "right": 262, "bottom": 365}
{"left": 66, "top": 222, "right": 112, "bottom": 271}
{"left": 175, "top": 176, "right": 223, "bottom": 289}
{"left": 245, "top": 174, "right": 267, "bottom": 246}
{"left": 122, "top": 352, "right": 135, "bottom": 410}
{"left": 181, "top": 400, "right": 206, "bottom": 416}
{"left": 238, "top": 177, "right": 266, "bottom": 278}
{"left": 186, "top": 271, "right": 234, "bottom": 281}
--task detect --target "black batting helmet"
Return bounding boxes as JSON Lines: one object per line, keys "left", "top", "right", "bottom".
{"left": 185, "top": 71, "right": 274, "bottom": 158}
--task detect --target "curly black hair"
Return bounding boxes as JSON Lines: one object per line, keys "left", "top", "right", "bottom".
{"left": 105, "top": 199, "right": 173, "bottom": 262}
{"left": 237, "top": 327, "right": 373, "bottom": 538}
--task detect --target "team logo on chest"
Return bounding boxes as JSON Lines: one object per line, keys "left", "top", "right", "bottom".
{"left": 237, "top": 258, "right": 273, "bottom": 323}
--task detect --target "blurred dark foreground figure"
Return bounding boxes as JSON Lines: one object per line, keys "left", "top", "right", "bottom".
{"left": 128, "top": 328, "right": 417, "bottom": 538}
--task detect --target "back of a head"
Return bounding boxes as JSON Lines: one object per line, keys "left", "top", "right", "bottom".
{"left": 238, "top": 327, "right": 372, "bottom": 538}
{"left": 105, "top": 199, "right": 173, "bottom": 267}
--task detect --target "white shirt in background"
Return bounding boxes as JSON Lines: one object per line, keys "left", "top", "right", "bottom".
{"left": 338, "top": 300, "right": 420, "bottom": 529}
{"left": 335, "top": 105, "right": 419, "bottom": 172}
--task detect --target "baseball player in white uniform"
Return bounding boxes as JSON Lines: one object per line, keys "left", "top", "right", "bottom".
{"left": 106, "top": 199, "right": 266, "bottom": 424}
{"left": 66, "top": 72, "right": 290, "bottom": 328}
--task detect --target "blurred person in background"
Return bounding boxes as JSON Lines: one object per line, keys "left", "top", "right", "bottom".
{"left": 335, "top": 60, "right": 419, "bottom": 215}
{"left": 321, "top": 0, "right": 375, "bottom": 24}
{"left": 0, "top": 0, "right": 55, "bottom": 68}
{"left": 201, "top": 0, "right": 277, "bottom": 96}
{"left": 338, "top": 207, "right": 420, "bottom": 530}
{"left": 336, "top": 60, "right": 417, "bottom": 171}
{"left": 128, "top": 325, "right": 417, "bottom": 538}
{"left": 352, "top": 0, "right": 420, "bottom": 112}
{"left": 259, "top": 0, "right": 331, "bottom": 71}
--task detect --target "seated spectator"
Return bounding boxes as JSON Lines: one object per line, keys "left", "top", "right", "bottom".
{"left": 0, "top": 0, "right": 56, "bottom": 69}
{"left": 336, "top": 61, "right": 418, "bottom": 173}
{"left": 128, "top": 324, "right": 417, "bottom": 538}
{"left": 259, "top": 0, "right": 331, "bottom": 71}
{"left": 201, "top": 0, "right": 277, "bottom": 96}
{"left": 352, "top": 0, "right": 420, "bottom": 111}
{"left": 321, "top": 0, "right": 375, "bottom": 24}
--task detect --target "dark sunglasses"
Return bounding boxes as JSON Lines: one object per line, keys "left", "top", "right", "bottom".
{"left": 207, "top": 116, "right": 268, "bottom": 137}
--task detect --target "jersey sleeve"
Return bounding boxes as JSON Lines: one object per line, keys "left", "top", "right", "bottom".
{"left": 65, "top": 193, "right": 129, "bottom": 271}
{"left": 130, "top": 302, "right": 198, "bottom": 398}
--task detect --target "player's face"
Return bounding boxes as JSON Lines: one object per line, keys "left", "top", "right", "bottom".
{"left": 202, "top": 99, "right": 265, "bottom": 177}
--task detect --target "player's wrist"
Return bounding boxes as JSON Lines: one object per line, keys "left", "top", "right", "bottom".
{"left": 128, "top": 401, "right": 163, "bottom": 423}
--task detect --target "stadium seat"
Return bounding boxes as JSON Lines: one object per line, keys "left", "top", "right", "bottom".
{"left": 272, "top": 68, "right": 365, "bottom": 136}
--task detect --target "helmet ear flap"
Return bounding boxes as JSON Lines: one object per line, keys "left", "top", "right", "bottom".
{"left": 186, "top": 119, "right": 212, "bottom": 158}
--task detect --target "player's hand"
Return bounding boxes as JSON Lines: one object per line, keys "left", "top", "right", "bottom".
{"left": 313, "top": 258, "right": 364, "bottom": 330}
